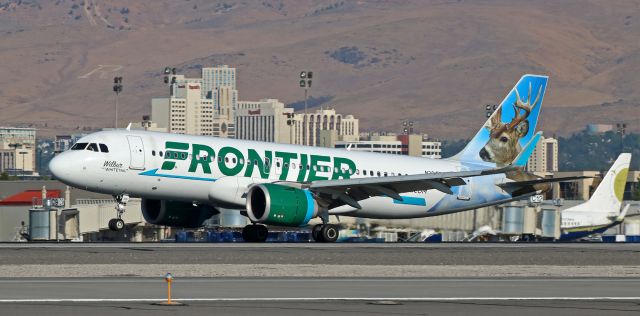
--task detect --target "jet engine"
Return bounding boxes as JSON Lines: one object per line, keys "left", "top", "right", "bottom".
{"left": 246, "top": 183, "right": 318, "bottom": 227}
{"left": 141, "top": 199, "right": 217, "bottom": 228}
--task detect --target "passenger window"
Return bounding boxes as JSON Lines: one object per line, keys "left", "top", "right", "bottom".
{"left": 71, "top": 143, "right": 88, "bottom": 150}
{"left": 384, "top": 172, "right": 388, "bottom": 177}
{"left": 369, "top": 170, "right": 373, "bottom": 176}
{"left": 152, "top": 150, "right": 156, "bottom": 156}
{"left": 87, "top": 143, "right": 99, "bottom": 152}
{"left": 99, "top": 144, "right": 109, "bottom": 153}
{"left": 159, "top": 151, "right": 163, "bottom": 157}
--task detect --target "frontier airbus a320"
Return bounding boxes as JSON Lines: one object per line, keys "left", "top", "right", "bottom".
{"left": 49, "top": 74, "right": 579, "bottom": 242}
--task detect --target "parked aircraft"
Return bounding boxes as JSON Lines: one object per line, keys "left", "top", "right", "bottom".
{"left": 559, "top": 153, "right": 632, "bottom": 241}
{"left": 49, "top": 74, "right": 581, "bottom": 242}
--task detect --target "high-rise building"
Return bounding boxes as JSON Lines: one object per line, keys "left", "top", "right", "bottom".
{"left": 291, "top": 108, "right": 359, "bottom": 147}
{"left": 0, "top": 127, "right": 36, "bottom": 175}
{"left": 335, "top": 132, "right": 441, "bottom": 158}
{"left": 235, "top": 99, "right": 294, "bottom": 143}
{"left": 153, "top": 66, "right": 237, "bottom": 138}
{"left": 526, "top": 136, "right": 558, "bottom": 173}
{"left": 202, "top": 65, "right": 237, "bottom": 94}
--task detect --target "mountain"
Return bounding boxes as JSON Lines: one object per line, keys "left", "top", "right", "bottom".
{"left": 1, "top": 0, "right": 639, "bottom": 138}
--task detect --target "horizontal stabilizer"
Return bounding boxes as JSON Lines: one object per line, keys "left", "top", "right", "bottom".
{"left": 498, "top": 175, "right": 591, "bottom": 190}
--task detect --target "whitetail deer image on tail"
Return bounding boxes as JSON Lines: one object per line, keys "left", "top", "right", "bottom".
{"left": 479, "top": 83, "right": 542, "bottom": 166}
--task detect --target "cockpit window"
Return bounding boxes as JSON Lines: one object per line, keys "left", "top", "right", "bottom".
{"left": 71, "top": 143, "right": 88, "bottom": 150}
{"left": 99, "top": 144, "right": 109, "bottom": 153}
{"left": 87, "top": 143, "right": 99, "bottom": 152}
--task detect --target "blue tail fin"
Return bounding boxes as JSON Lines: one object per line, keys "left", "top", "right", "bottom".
{"left": 452, "top": 74, "right": 548, "bottom": 166}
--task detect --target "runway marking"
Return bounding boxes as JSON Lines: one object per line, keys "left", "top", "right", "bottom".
{"left": 0, "top": 278, "right": 639, "bottom": 283}
{"left": 0, "top": 297, "right": 640, "bottom": 303}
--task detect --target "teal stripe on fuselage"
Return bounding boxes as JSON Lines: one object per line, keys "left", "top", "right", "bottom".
{"left": 139, "top": 169, "right": 217, "bottom": 182}
{"left": 393, "top": 196, "right": 427, "bottom": 206}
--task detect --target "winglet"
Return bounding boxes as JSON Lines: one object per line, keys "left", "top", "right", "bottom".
{"left": 511, "top": 131, "right": 542, "bottom": 167}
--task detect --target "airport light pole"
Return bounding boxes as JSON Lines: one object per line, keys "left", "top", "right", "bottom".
{"left": 616, "top": 123, "right": 626, "bottom": 154}
{"left": 299, "top": 71, "right": 313, "bottom": 145}
{"left": 485, "top": 104, "right": 498, "bottom": 118}
{"left": 113, "top": 76, "right": 123, "bottom": 129}
{"left": 401, "top": 120, "right": 414, "bottom": 135}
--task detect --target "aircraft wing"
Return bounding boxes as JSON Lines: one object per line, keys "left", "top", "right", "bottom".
{"left": 305, "top": 166, "right": 516, "bottom": 209}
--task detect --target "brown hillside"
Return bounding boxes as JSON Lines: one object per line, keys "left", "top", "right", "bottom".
{"left": 0, "top": 0, "right": 639, "bottom": 138}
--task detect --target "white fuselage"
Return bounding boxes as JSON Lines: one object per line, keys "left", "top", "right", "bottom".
{"left": 50, "top": 130, "right": 524, "bottom": 219}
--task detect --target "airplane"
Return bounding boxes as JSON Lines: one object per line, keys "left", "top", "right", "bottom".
{"left": 559, "top": 153, "right": 632, "bottom": 241}
{"left": 49, "top": 74, "right": 581, "bottom": 242}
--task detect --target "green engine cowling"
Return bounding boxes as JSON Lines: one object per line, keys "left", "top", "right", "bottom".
{"left": 246, "top": 183, "right": 318, "bottom": 227}
{"left": 141, "top": 199, "right": 217, "bottom": 228}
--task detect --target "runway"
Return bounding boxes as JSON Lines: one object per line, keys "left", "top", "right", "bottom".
{"left": 1, "top": 244, "right": 639, "bottom": 314}
{"left": 1, "top": 277, "right": 640, "bottom": 301}
{"left": 0, "top": 278, "right": 639, "bottom": 315}
{"left": 1, "top": 243, "right": 639, "bottom": 265}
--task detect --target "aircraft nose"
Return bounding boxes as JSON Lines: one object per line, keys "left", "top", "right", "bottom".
{"left": 49, "top": 154, "right": 69, "bottom": 181}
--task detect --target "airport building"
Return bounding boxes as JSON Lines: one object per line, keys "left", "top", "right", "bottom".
{"left": 0, "top": 127, "right": 37, "bottom": 176}
{"left": 235, "top": 99, "right": 294, "bottom": 143}
{"left": 290, "top": 108, "right": 359, "bottom": 147}
{"left": 335, "top": 132, "right": 441, "bottom": 158}
{"left": 526, "top": 136, "right": 558, "bottom": 173}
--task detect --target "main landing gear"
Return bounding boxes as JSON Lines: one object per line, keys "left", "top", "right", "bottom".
{"left": 242, "top": 224, "right": 268, "bottom": 243}
{"left": 108, "top": 194, "right": 129, "bottom": 231}
{"left": 311, "top": 224, "right": 340, "bottom": 243}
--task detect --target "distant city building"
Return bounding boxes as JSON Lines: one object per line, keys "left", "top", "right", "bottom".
{"left": 526, "top": 136, "right": 558, "bottom": 173}
{"left": 153, "top": 65, "right": 236, "bottom": 138}
{"left": 0, "top": 127, "right": 36, "bottom": 175}
{"left": 54, "top": 134, "right": 86, "bottom": 153}
{"left": 291, "top": 108, "right": 359, "bottom": 147}
{"left": 335, "top": 132, "right": 441, "bottom": 158}
{"left": 235, "top": 99, "right": 294, "bottom": 143}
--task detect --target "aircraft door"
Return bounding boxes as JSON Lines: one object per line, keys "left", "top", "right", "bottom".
{"left": 127, "top": 135, "right": 146, "bottom": 170}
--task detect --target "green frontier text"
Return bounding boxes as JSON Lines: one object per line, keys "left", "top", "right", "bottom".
{"left": 160, "top": 141, "right": 356, "bottom": 181}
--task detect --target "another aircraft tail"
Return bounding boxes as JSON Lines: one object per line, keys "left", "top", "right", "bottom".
{"left": 451, "top": 74, "right": 548, "bottom": 166}
{"left": 585, "top": 153, "right": 632, "bottom": 213}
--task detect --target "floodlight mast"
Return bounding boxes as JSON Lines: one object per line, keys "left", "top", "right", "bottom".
{"left": 299, "top": 71, "right": 313, "bottom": 145}
{"left": 113, "top": 76, "right": 123, "bottom": 129}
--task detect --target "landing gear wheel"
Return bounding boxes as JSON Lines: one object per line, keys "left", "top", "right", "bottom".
{"left": 109, "top": 194, "right": 129, "bottom": 231}
{"left": 321, "top": 225, "right": 340, "bottom": 243}
{"left": 242, "top": 224, "right": 268, "bottom": 242}
{"left": 312, "top": 224, "right": 324, "bottom": 242}
{"left": 114, "top": 218, "right": 125, "bottom": 231}
{"left": 108, "top": 218, "right": 125, "bottom": 231}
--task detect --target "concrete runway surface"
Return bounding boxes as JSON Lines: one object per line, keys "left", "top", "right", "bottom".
{"left": 1, "top": 242, "right": 639, "bottom": 265}
{"left": 1, "top": 243, "right": 639, "bottom": 315}
{"left": 0, "top": 278, "right": 639, "bottom": 315}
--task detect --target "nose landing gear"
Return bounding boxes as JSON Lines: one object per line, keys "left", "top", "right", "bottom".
{"left": 109, "top": 194, "right": 129, "bottom": 231}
